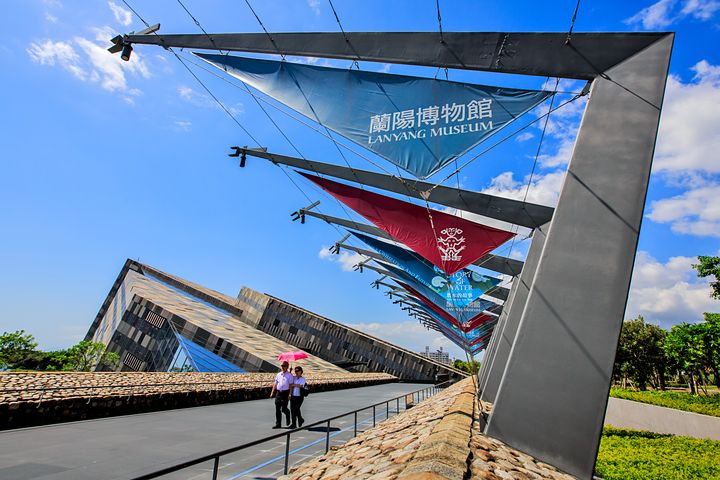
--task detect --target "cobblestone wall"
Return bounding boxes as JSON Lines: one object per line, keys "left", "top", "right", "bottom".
{"left": 0, "top": 371, "right": 395, "bottom": 430}
{"left": 281, "top": 378, "right": 575, "bottom": 480}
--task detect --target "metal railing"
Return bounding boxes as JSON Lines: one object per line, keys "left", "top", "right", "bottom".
{"left": 131, "top": 380, "right": 453, "bottom": 479}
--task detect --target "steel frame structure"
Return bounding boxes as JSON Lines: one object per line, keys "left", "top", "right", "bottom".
{"left": 115, "top": 30, "right": 674, "bottom": 478}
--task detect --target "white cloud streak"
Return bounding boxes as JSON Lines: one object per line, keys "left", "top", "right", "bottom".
{"left": 647, "top": 183, "right": 720, "bottom": 237}
{"left": 108, "top": 1, "right": 132, "bottom": 26}
{"left": 307, "top": 0, "right": 321, "bottom": 14}
{"left": 27, "top": 29, "right": 150, "bottom": 102}
{"left": 654, "top": 60, "right": 720, "bottom": 174}
{"left": 626, "top": 251, "right": 718, "bottom": 328}
{"left": 625, "top": 0, "right": 720, "bottom": 28}
{"left": 318, "top": 246, "right": 365, "bottom": 272}
{"left": 348, "top": 320, "right": 467, "bottom": 360}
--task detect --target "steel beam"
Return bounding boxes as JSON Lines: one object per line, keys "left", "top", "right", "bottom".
{"left": 485, "top": 35, "right": 674, "bottom": 478}
{"left": 246, "top": 148, "right": 553, "bottom": 229}
{"left": 124, "top": 31, "right": 665, "bottom": 80}
{"left": 479, "top": 221, "right": 549, "bottom": 403}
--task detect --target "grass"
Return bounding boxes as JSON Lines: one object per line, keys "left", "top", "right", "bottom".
{"left": 596, "top": 426, "right": 720, "bottom": 480}
{"left": 609, "top": 387, "right": 720, "bottom": 417}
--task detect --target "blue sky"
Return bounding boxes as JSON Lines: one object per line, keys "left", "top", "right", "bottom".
{"left": 1, "top": 0, "right": 718, "bottom": 360}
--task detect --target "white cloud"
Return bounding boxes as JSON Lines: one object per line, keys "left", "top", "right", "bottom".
{"left": 626, "top": 0, "right": 677, "bottom": 28}
{"left": 177, "top": 85, "right": 243, "bottom": 115}
{"left": 654, "top": 61, "right": 720, "bottom": 174}
{"left": 45, "top": 12, "right": 58, "bottom": 23}
{"left": 515, "top": 132, "right": 535, "bottom": 142}
{"left": 625, "top": 0, "right": 720, "bottom": 28}
{"left": 681, "top": 0, "right": 720, "bottom": 19}
{"left": 27, "top": 31, "right": 150, "bottom": 102}
{"left": 307, "top": 0, "right": 321, "bottom": 15}
{"left": 348, "top": 320, "right": 468, "bottom": 360}
{"left": 108, "top": 1, "right": 132, "bottom": 26}
{"left": 26, "top": 40, "right": 88, "bottom": 81}
{"left": 481, "top": 170, "right": 566, "bottom": 207}
{"left": 535, "top": 92, "right": 587, "bottom": 169}
{"left": 647, "top": 184, "right": 720, "bottom": 237}
{"left": 626, "top": 251, "right": 717, "bottom": 328}
{"left": 318, "top": 246, "right": 365, "bottom": 272}
{"left": 174, "top": 120, "right": 192, "bottom": 131}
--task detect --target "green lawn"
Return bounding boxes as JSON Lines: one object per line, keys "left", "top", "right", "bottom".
{"left": 596, "top": 427, "right": 720, "bottom": 480}
{"left": 609, "top": 387, "right": 720, "bottom": 417}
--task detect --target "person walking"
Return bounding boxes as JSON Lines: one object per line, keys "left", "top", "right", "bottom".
{"left": 270, "top": 361, "right": 293, "bottom": 428}
{"left": 289, "top": 366, "right": 307, "bottom": 429}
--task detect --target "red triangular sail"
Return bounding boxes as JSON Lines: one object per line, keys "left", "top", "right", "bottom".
{"left": 299, "top": 172, "right": 515, "bottom": 275}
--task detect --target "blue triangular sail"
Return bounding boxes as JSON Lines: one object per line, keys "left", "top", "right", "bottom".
{"left": 196, "top": 53, "right": 552, "bottom": 179}
{"left": 349, "top": 231, "right": 500, "bottom": 313}
{"left": 380, "top": 262, "right": 494, "bottom": 324}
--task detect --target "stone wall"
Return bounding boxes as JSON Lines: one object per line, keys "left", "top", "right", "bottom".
{"left": 280, "top": 378, "right": 576, "bottom": 480}
{"left": 0, "top": 371, "right": 395, "bottom": 430}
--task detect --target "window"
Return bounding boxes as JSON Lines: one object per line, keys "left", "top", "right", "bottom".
{"left": 145, "top": 311, "right": 166, "bottom": 328}
{"left": 123, "top": 352, "right": 143, "bottom": 371}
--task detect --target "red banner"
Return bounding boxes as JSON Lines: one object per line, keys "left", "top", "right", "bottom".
{"left": 299, "top": 172, "right": 515, "bottom": 275}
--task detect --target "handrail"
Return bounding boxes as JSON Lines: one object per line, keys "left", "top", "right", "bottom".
{"left": 130, "top": 380, "right": 454, "bottom": 479}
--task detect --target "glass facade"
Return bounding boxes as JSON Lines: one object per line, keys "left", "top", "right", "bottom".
{"left": 171, "top": 334, "right": 246, "bottom": 373}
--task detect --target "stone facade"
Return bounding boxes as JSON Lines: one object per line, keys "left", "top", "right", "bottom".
{"left": 0, "top": 371, "right": 395, "bottom": 430}
{"left": 84, "top": 260, "right": 464, "bottom": 381}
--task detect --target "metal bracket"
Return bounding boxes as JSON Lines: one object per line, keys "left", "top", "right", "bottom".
{"left": 108, "top": 23, "right": 160, "bottom": 60}
{"left": 330, "top": 233, "right": 350, "bottom": 254}
{"left": 290, "top": 200, "right": 320, "bottom": 223}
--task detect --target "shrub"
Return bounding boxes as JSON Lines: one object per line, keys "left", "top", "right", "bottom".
{"left": 610, "top": 387, "right": 720, "bottom": 417}
{"left": 596, "top": 427, "right": 720, "bottom": 480}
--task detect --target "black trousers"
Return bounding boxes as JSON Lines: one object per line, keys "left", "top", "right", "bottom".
{"left": 290, "top": 395, "right": 304, "bottom": 426}
{"left": 275, "top": 390, "right": 290, "bottom": 426}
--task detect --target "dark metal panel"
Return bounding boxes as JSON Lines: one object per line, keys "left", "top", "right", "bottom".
{"left": 126, "top": 32, "right": 665, "bottom": 80}
{"left": 336, "top": 242, "right": 385, "bottom": 263}
{"left": 247, "top": 149, "right": 553, "bottom": 229}
{"left": 304, "top": 210, "right": 393, "bottom": 240}
{"left": 485, "top": 35, "right": 674, "bottom": 478}
{"left": 484, "top": 286, "right": 510, "bottom": 302}
{"left": 474, "top": 254, "right": 523, "bottom": 277}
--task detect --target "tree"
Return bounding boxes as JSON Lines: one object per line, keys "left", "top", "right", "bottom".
{"left": 614, "top": 316, "right": 667, "bottom": 390}
{"left": 664, "top": 323, "right": 706, "bottom": 394}
{"left": 0, "top": 330, "right": 38, "bottom": 369}
{"left": 700, "top": 313, "right": 720, "bottom": 388}
{"left": 693, "top": 256, "right": 720, "bottom": 300}
{"left": 63, "top": 341, "right": 119, "bottom": 371}
{"left": 453, "top": 359, "right": 481, "bottom": 374}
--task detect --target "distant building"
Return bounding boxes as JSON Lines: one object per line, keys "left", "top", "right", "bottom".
{"left": 85, "top": 260, "right": 464, "bottom": 381}
{"left": 418, "top": 346, "right": 451, "bottom": 365}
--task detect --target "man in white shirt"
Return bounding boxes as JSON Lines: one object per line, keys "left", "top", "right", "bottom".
{"left": 270, "top": 361, "right": 294, "bottom": 428}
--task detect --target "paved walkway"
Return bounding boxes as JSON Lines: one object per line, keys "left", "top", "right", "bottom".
{"left": 0, "top": 382, "right": 427, "bottom": 480}
{"left": 605, "top": 397, "right": 720, "bottom": 440}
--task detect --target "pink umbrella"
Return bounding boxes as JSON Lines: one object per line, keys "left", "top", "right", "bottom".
{"left": 277, "top": 351, "right": 309, "bottom": 362}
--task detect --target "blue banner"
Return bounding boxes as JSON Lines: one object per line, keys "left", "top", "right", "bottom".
{"left": 380, "top": 262, "right": 494, "bottom": 324}
{"left": 197, "top": 54, "right": 551, "bottom": 179}
{"left": 414, "top": 303, "right": 496, "bottom": 342}
{"left": 350, "top": 231, "right": 500, "bottom": 313}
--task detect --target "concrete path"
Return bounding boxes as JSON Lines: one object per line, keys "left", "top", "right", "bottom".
{"left": 605, "top": 397, "right": 720, "bottom": 440}
{"left": 0, "top": 382, "right": 428, "bottom": 480}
